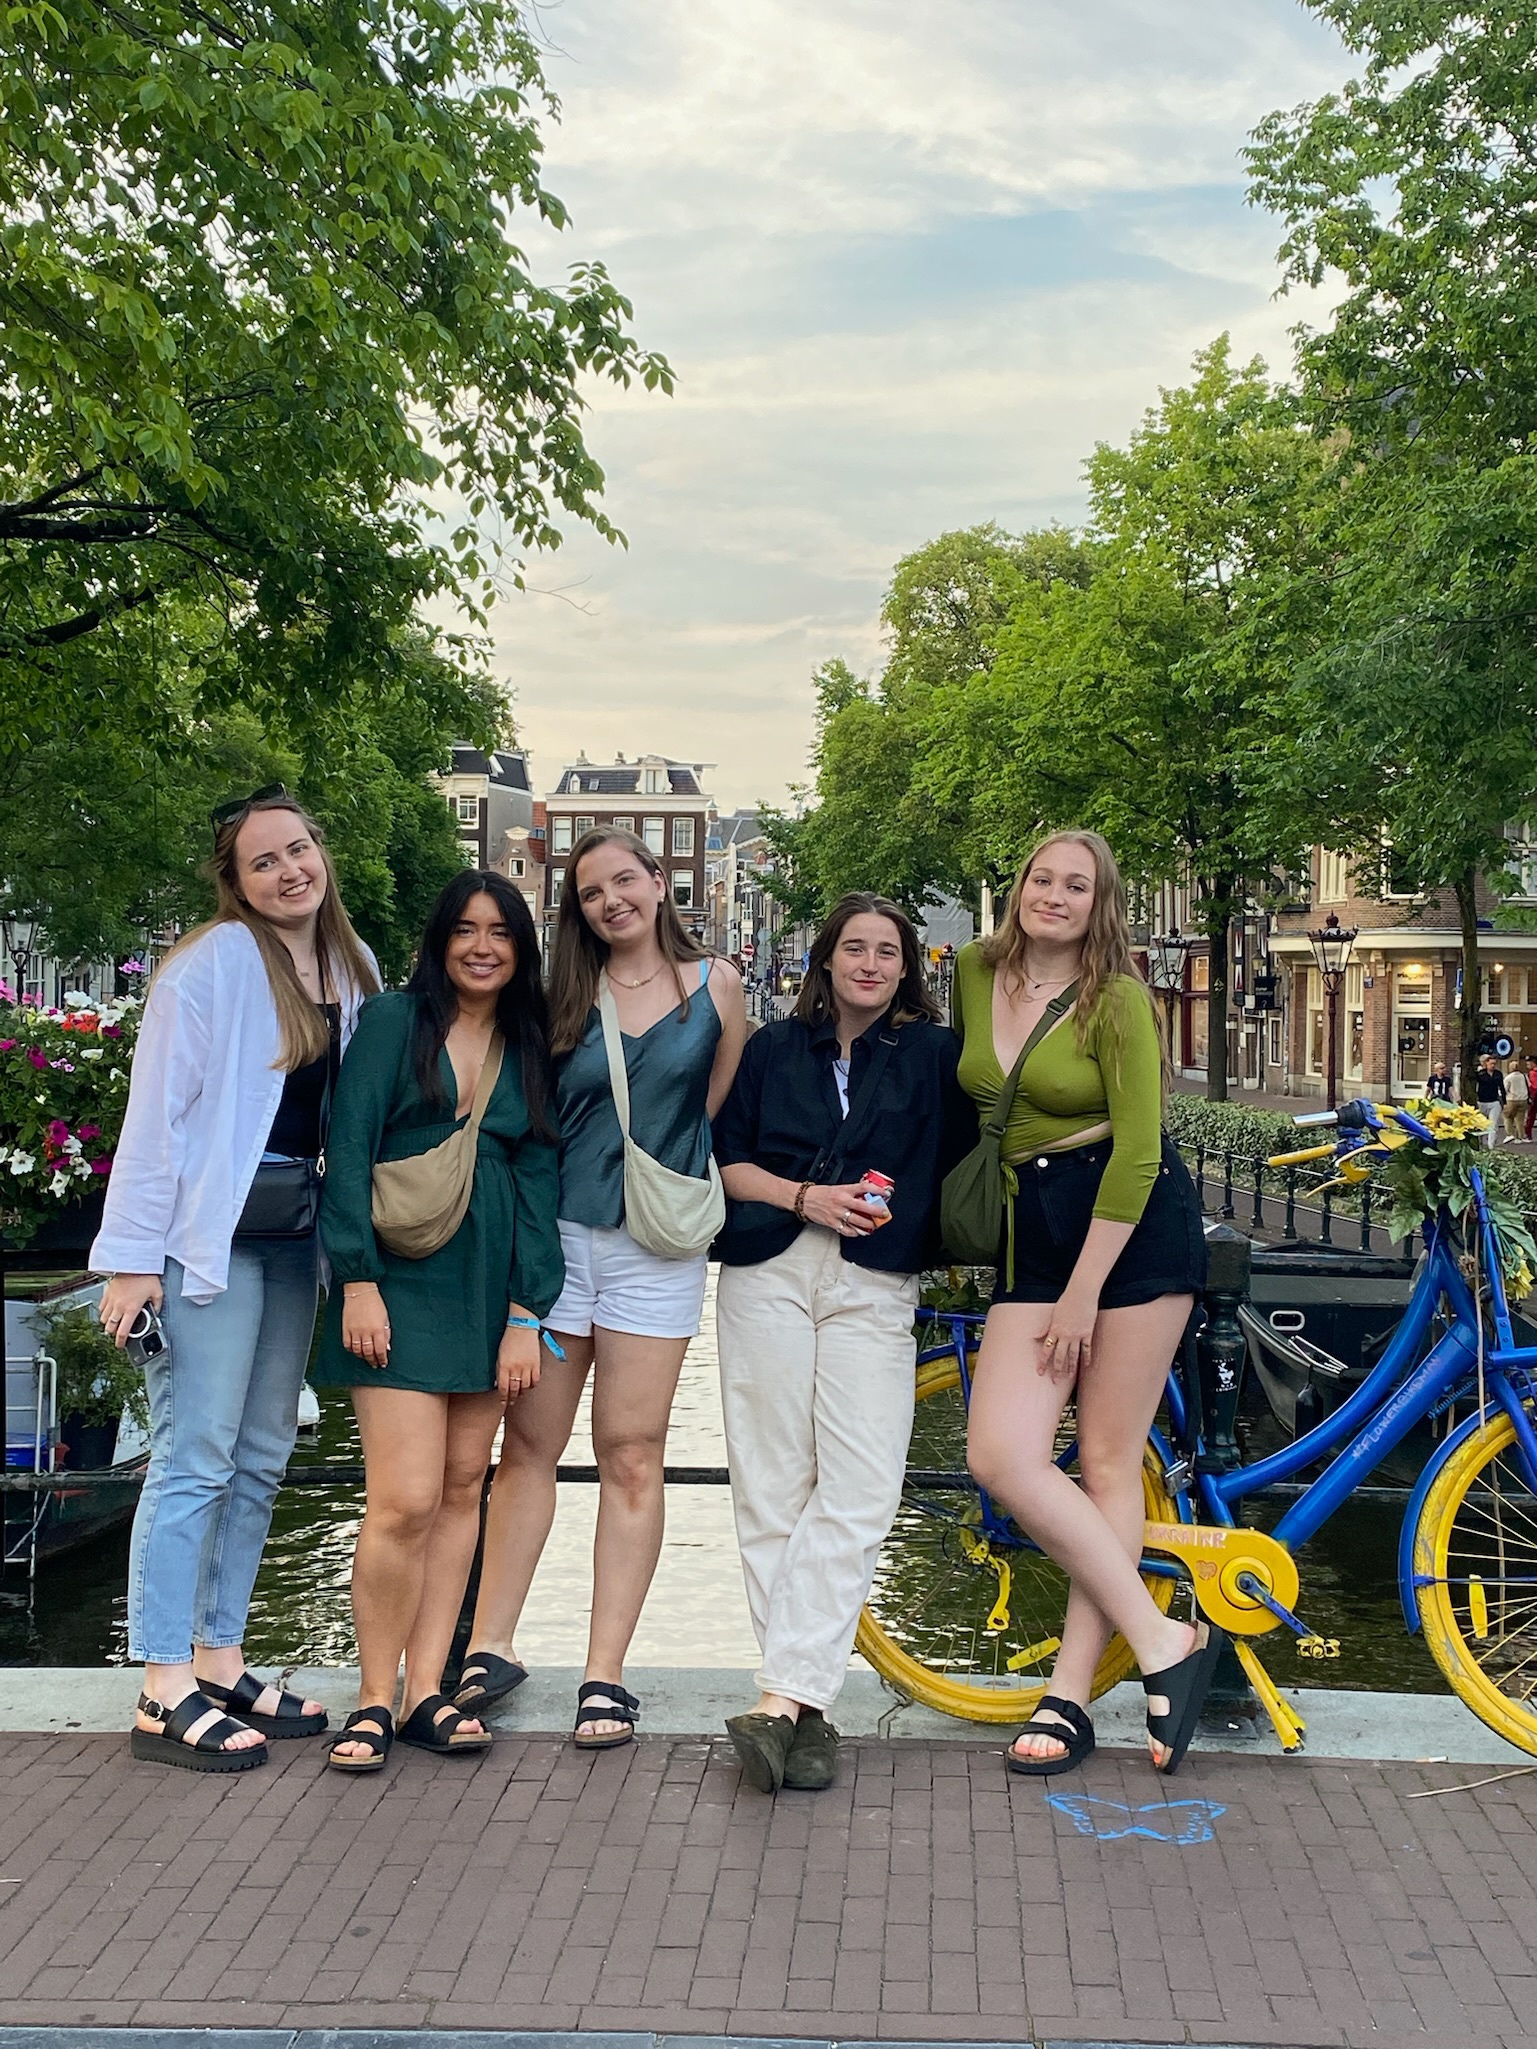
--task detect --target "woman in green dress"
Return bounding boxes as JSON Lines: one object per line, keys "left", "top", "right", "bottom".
{"left": 313, "top": 871, "right": 563, "bottom": 1769}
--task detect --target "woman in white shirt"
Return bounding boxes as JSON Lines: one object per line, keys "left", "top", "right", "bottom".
{"left": 91, "top": 788, "right": 379, "bottom": 1772}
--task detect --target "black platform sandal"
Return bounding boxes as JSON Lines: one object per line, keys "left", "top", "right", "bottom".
{"left": 327, "top": 1706, "right": 394, "bottom": 1773}
{"left": 573, "top": 1680, "right": 639, "bottom": 1751}
{"left": 453, "top": 1650, "right": 528, "bottom": 1713}
{"left": 129, "top": 1691, "right": 268, "bottom": 1773}
{"left": 398, "top": 1694, "right": 493, "bottom": 1754}
{"left": 1143, "top": 1622, "right": 1226, "bottom": 1776}
{"left": 1004, "top": 1695, "right": 1095, "bottom": 1777}
{"left": 199, "top": 1670, "right": 328, "bottom": 1739}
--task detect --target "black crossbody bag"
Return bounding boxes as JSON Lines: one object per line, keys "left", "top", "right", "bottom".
{"left": 233, "top": 1010, "right": 340, "bottom": 1241}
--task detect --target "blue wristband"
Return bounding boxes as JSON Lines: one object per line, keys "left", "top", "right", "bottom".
{"left": 506, "top": 1314, "right": 565, "bottom": 1359}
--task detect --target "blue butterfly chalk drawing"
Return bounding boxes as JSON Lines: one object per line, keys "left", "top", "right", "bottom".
{"left": 1045, "top": 1791, "right": 1226, "bottom": 1843}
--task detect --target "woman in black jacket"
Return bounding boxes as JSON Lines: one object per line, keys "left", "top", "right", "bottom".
{"left": 712, "top": 893, "right": 973, "bottom": 1793}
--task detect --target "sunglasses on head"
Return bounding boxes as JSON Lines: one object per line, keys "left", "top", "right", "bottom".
{"left": 209, "top": 783, "right": 292, "bottom": 832}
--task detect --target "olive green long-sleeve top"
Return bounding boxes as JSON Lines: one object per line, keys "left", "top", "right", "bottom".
{"left": 951, "top": 943, "right": 1163, "bottom": 1227}
{"left": 314, "top": 991, "right": 563, "bottom": 1394}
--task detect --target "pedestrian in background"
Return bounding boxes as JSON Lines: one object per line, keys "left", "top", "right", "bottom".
{"left": 712, "top": 893, "right": 973, "bottom": 1794}
{"left": 955, "top": 830, "right": 1217, "bottom": 1778}
{"left": 1476, "top": 1053, "right": 1507, "bottom": 1147}
{"left": 315, "top": 871, "right": 562, "bottom": 1771}
{"left": 458, "top": 827, "right": 744, "bottom": 1750}
{"left": 93, "top": 787, "right": 379, "bottom": 1772}
{"left": 1426, "top": 1063, "right": 1455, "bottom": 1103}
{"left": 1504, "top": 1059, "right": 1529, "bottom": 1143}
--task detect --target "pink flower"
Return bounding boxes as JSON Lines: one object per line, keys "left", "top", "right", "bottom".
{"left": 78, "top": 1124, "right": 100, "bottom": 1141}
{"left": 101, "top": 1024, "right": 121, "bottom": 1039}
{"left": 48, "top": 1058, "right": 75, "bottom": 1071}
{"left": 26, "top": 1046, "right": 45, "bottom": 1069}
{"left": 47, "top": 1119, "right": 68, "bottom": 1144}
{"left": 90, "top": 1156, "right": 113, "bottom": 1175}
{"left": 0, "top": 1040, "right": 14, "bottom": 1052}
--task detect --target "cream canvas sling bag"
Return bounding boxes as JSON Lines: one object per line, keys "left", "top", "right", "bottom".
{"left": 597, "top": 971, "right": 725, "bottom": 1260}
{"left": 370, "top": 1031, "right": 504, "bottom": 1259}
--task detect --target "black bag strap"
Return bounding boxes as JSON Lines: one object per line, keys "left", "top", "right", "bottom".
{"left": 984, "top": 981, "right": 1079, "bottom": 1140}
{"left": 316, "top": 1002, "right": 343, "bottom": 1176}
{"left": 811, "top": 1025, "right": 902, "bottom": 1185}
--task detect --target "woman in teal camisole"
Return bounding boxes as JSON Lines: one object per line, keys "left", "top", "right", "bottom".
{"left": 457, "top": 827, "right": 746, "bottom": 1749}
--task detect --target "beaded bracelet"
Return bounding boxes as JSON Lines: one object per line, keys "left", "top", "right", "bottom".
{"left": 793, "top": 1180, "right": 811, "bottom": 1221}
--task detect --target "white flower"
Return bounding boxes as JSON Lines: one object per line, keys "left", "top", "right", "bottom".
{"left": 80, "top": 1047, "right": 103, "bottom": 1061}
{"left": 7, "top": 1150, "right": 35, "bottom": 1175}
{"left": 63, "top": 1135, "right": 82, "bottom": 1156}
{"left": 71, "top": 1156, "right": 92, "bottom": 1179}
{"left": 62, "top": 989, "right": 90, "bottom": 1008}
{"left": 109, "top": 1068, "right": 123, "bottom": 1081}
{"left": 47, "top": 1169, "right": 69, "bottom": 1198}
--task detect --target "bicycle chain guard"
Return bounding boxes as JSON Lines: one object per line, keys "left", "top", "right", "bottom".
{"left": 1142, "top": 1521, "right": 1301, "bottom": 1635}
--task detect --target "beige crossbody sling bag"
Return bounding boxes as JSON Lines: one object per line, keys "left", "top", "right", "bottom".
{"left": 370, "top": 1032, "right": 505, "bottom": 1259}
{"left": 597, "top": 972, "right": 725, "bottom": 1260}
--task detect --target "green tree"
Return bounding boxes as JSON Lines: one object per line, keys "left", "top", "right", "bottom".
{"left": 776, "top": 527, "right": 1095, "bottom": 919}
{"left": 0, "top": 0, "right": 671, "bottom": 752}
{"left": 1248, "top": 1, "right": 1537, "bottom": 1094}
{"left": 922, "top": 339, "right": 1334, "bottom": 1098}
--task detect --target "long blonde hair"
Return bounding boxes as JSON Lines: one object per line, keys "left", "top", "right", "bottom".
{"left": 983, "top": 829, "right": 1158, "bottom": 1076}
{"left": 547, "top": 825, "right": 708, "bottom": 1056}
{"left": 170, "top": 795, "right": 380, "bottom": 1070}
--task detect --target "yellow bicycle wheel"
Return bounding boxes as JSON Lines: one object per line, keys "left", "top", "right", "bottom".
{"left": 854, "top": 1351, "right": 1179, "bottom": 1723}
{"left": 1414, "top": 1410, "right": 1537, "bottom": 1754}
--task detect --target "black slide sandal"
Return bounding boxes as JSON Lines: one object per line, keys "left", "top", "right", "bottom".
{"left": 454, "top": 1651, "right": 528, "bottom": 1713}
{"left": 574, "top": 1680, "right": 639, "bottom": 1750}
{"left": 398, "top": 1694, "right": 493, "bottom": 1754}
{"left": 200, "top": 1670, "right": 328, "bottom": 1738}
{"left": 327, "top": 1706, "right": 394, "bottom": 1772}
{"left": 1143, "top": 1623, "right": 1226, "bottom": 1775}
{"left": 1004, "top": 1694, "right": 1095, "bottom": 1777}
{"left": 129, "top": 1691, "right": 267, "bottom": 1773}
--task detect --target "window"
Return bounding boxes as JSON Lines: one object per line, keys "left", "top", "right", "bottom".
{"left": 672, "top": 816, "right": 695, "bottom": 856}
{"left": 508, "top": 857, "right": 525, "bottom": 878}
{"left": 611, "top": 815, "right": 634, "bottom": 833}
{"left": 549, "top": 870, "right": 564, "bottom": 907}
{"left": 644, "top": 766, "right": 665, "bottom": 794}
{"left": 1507, "top": 826, "right": 1537, "bottom": 901}
{"left": 1318, "top": 849, "right": 1350, "bottom": 902}
{"left": 672, "top": 872, "right": 694, "bottom": 907}
{"left": 1382, "top": 839, "right": 1422, "bottom": 901}
{"left": 521, "top": 891, "right": 537, "bottom": 918}
{"left": 456, "top": 794, "right": 478, "bottom": 823}
{"left": 644, "top": 817, "right": 665, "bottom": 855}
{"left": 574, "top": 814, "right": 595, "bottom": 839}
{"left": 552, "top": 816, "right": 573, "bottom": 854}
{"left": 458, "top": 841, "right": 479, "bottom": 866}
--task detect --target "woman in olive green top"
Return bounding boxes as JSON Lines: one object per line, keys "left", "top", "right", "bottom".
{"left": 315, "top": 871, "right": 563, "bottom": 1770}
{"left": 956, "top": 831, "right": 1217, "bottom": 1780}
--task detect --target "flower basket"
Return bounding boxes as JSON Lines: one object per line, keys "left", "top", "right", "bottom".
{"left": 0, "top": 984, "right": 142, "bottom": 1254}
{"left": 1381, "top": 1099, "right": 1537, "bottom": 1301}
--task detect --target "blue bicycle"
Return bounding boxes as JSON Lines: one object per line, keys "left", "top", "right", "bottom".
{"left": 857, "top": 1099, "right": 1537, "bottom": 1752}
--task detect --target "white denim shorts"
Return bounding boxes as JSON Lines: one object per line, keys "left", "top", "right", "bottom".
{"left": 547, "top": 1220, "right": 708, "bottom": 1341}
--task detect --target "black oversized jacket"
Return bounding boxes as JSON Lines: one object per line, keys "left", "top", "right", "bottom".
{"left": 710, "top": 1008, "right": 976, "bottom": 1273}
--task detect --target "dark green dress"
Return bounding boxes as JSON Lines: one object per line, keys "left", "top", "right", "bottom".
{"left": 313, "top": 992, "right": 564, "bottom": 1395}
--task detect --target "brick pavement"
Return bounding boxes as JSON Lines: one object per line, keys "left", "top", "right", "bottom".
{"left": 2, "top": 1731, "right": 1536, "bottom": 2047}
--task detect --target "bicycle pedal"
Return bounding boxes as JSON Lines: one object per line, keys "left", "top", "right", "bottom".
{"left": 1296, "top": 1635, "right": 1341, "bottom": 1659}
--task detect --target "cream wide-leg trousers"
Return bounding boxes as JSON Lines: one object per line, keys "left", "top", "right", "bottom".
{"left": 716, "top": 1225, "right": 919, "bottom": 1711}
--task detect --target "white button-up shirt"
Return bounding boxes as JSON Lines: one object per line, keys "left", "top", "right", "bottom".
{"left": 90, "top": 920, "right": 376, "bottom": 1303}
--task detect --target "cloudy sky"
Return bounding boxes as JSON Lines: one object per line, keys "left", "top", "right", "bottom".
{"left": 487, "top": 0, "right": 1351, "bottom": 810}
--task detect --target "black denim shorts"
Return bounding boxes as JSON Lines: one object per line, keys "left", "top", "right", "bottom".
{"left": 992, "top": 1134, "right": 1206, "bottom": 1308}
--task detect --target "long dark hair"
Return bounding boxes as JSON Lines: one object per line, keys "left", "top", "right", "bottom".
{"left": 793, "top": 893, "right": 941, "bottom": 1030}
{"left": 405, "top": 870, "right": 556, "bottom": 1142}
{"left": 547, "top": 825, "right": 708, "bottom": 1055}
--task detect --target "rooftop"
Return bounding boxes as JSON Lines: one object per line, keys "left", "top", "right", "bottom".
{"left": 449, "top": 743, "right": 531, "bottom": 791}
{"left": 551, "top": 752, "right": 713, "bottom": 800}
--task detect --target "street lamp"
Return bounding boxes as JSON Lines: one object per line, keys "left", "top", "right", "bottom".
{"left": 1307, "top": 910, "right": 1358, "bottom": 1110}
{"left": 1, "top": 911, "right": 39, "bottom": 999}
{"left": 1147, "top": 929, "right": 1190, "bottom": 1064}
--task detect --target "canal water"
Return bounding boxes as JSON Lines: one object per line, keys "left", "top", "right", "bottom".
{"left": 2, "top": 1272, "right": 1444, "bottom": 1695}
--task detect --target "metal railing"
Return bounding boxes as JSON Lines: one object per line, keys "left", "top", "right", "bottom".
{"left": 1177, "top": 1141, "right": 1414, "bottom": 1255}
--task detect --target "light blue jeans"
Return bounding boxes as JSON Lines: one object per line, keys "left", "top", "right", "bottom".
{"left": 127, "top": 1238, "right": 319, "bottom": 1664}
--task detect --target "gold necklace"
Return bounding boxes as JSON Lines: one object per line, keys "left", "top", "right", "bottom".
{"left": 610, "top": 963, "right": 666, "bottom": 990}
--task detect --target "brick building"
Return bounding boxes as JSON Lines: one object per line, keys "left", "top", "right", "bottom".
{"left": 543, "top": 753, "right": 714, "bottom": 941}
{"left": 1148, "top": 836, "right": 1537, "bottom": 1099}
